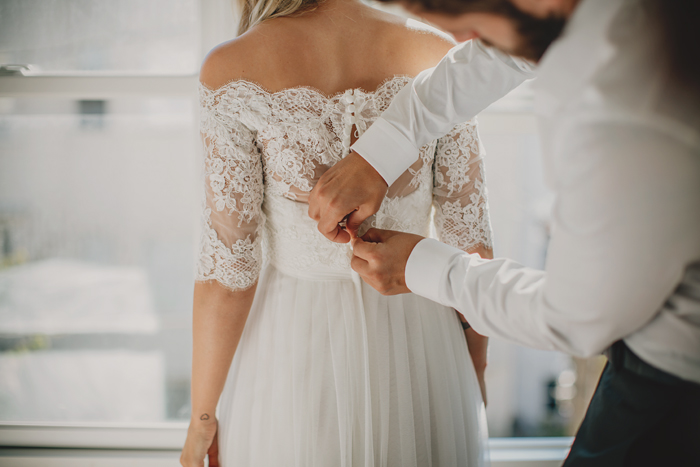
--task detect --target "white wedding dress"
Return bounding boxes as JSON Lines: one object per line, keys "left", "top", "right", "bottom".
{"left": 196, "top": 75, "right": 491, "bottom": 467}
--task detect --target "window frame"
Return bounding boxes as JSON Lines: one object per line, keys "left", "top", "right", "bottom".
{"left": 0, "top": 75, "right": 198, "bottom": 99}
{"left": 0, "top": 422, "right": 572, "bottom": 466}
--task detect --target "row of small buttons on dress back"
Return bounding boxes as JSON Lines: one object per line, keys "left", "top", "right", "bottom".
{"left": 341, "top": 89, "right": 357, "bottom": 158}
{"left": 340, "top": 89, "right": 369, "bottom": 305}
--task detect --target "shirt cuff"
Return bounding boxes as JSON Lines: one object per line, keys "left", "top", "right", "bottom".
{"left": 351, "top": 117, "right": 420, "bottom": 187}
{"left": 405, "top": 238, "right": 464, "bottom": 305}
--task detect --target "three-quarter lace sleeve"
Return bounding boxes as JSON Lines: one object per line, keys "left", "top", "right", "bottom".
{"left": 432, "top": 119, "right": 493, "bottom": 252}
{"left": 195, "top": 86, "right": 265, "bottom": 291}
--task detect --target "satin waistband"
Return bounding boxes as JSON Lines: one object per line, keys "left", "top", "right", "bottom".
{"left": 271, "top": 260, "right": 356, "bottom": 282}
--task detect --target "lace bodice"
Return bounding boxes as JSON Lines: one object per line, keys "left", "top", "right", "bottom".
{"left": 195, "top": 76, "right": 492, "bottom": 291}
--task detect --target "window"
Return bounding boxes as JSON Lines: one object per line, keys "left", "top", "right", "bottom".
{"left": 0, "top": 96, "right": 197, "bottom": 423}
{"left": 0, "top": 0, "right": 598, "bottom": 458}
{"left": 0, "top": 0, "right": 212, "bottom": 427}
{"left": 0, "top": 0, "right": 199, "bottom": 74}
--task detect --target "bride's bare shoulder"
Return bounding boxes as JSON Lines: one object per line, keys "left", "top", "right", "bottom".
{"left": 199, "top": 24, "right": 284, "bottom": 90}
{"left": 374, "top": 12, "right": 457, "bottom": 73}
{"left": 401, "top": 17, "right": 456, "bottom": 49}
{"left": 199, "top": 9, "right": 459, "bottom": 90}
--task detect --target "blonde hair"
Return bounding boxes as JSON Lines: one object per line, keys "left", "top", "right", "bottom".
{"left": 236, "top": 0, "right": 321, "bottom": 35}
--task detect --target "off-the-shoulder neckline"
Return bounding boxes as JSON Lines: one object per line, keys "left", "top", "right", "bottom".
{"left": 198, "top": 74, "right": 413, "bottom": 101}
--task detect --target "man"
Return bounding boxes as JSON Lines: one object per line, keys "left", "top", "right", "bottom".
{"left": 308, "top": 0, "right": 700, "bottom": 465}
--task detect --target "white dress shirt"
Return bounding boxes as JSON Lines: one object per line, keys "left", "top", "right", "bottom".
{"left": 352, "top": 39, "right": 535, "bottom": 186}
{"left": 352, "top": 0, "right": 700, "bottom": 384}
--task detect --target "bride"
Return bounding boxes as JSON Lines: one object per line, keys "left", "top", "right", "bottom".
{"left": 181, "top": 0, "right": 493, "bottom": 465}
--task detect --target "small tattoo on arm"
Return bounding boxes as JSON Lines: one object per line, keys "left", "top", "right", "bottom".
{"left": 200, "top": 413, "right": 210, "bottom": 420}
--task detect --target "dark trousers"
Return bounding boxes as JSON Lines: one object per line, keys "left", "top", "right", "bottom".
{"left": 563, "top": 341, "right": 700, "bottom": 467}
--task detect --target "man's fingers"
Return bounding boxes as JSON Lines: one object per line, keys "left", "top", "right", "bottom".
{"left": 352, "top": 237, "right": 381, "bottom": 262}
{"left": 309, "top": 152, "right": 388, "bottom": 241}
{"left": 308, "top": 167, "right": 330, "bottom": 219}
{"left": 361, "top": 228, "right": 392, "bottom": 243}
{"left": 345, "top": 204, "right": 373, "bottom": 237}
{"left": 317, "top": 211, "right": 352, "bottom": 243}
{"left": 325, "top": 224, "right": 350, "bottom": 244}
{"left": 307, "top": 197, "right": 320, "bottom": 221}
{"left": 334, "top": 228, "right": 351, "bottom": 244}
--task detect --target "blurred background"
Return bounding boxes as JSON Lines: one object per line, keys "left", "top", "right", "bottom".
{"left": 0, "top": 0, "right": 604, "bottom": 438}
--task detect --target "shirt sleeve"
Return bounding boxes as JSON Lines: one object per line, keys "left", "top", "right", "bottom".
{"left": 432, "top": 119, "right": 493, "bottom": 252}
{"left": 407, "top": 122, "right": 700, "bottom": 357}
{"left": 195, "top": 86, "right": 265, "bottom": 291}
{"left": 351, "top": 39, "right": 536, "bottom": 186}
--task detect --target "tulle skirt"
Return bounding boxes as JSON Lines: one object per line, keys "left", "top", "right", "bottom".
{"left": 218, "top": 263, "right": 489, "bottom": 467}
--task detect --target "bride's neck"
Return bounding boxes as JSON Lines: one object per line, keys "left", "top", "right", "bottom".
{"left": 311, "top": 0, "right": 370, "bottom": 17}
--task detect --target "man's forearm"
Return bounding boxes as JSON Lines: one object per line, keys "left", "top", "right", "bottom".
{"left": 405, "top": 239, "right": 580, "bottom": 353}
{"left": 352, "top": 40, "right": 535, "bottom": 185}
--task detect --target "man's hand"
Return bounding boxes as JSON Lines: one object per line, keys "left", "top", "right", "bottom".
{"left": 351, "top": 228, "right": 424, "bottom": 295}
{"left": 309, "top": 151, "right": 388, "bottom": 243}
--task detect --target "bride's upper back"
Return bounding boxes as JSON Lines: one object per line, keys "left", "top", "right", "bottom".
{"left": 197, "top": 0, "right": 460, "bottom": 211}
{"left": 199, "top": 0, "right": 455, "bottom": 93}
{"left": 196, "top": 1, "right": 476, "bottom": 277}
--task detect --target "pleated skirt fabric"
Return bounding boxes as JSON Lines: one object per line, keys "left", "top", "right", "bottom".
{"left": 218, "top": 264, "right": 489, "bottom": 467}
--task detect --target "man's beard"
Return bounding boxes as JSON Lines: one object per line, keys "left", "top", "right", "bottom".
{"left": 500, "top": 2, "right": 567, "bottom": 62}
{"left": 470, "top": 0, "right": 567, "bottom": 62}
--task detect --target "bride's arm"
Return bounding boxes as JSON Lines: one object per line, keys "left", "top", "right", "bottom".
{"left": 182, "top": 77, "right": 266, "bottom": 466}
{"left": 432, "top": 118, "right": 494, "bottom": 406}
{"left": 191, "top": 282, "right": 256, "bottom": 423}
{"left": 181, "top": 282, "right": 257, "bottom": 467}
{"left": 463, "top": 243, "right": 492, "bottom": 406}
{"left": 461, "top": 245, "right": 492, "bottom": 406}
{"left": 464, "top": 327, "right": 489, "bottom": 406}
{"left": 431, "top": 118, "right": 493, "bottom": 264}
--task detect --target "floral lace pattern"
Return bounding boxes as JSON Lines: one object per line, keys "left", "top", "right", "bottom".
{"left": 433, "top": 123, "right": 493, "bottom": 252}
{"left": 198, "top": 209, "right": 264, "bottom": 291}
{"left": 196, "top": 77, "right": 492, "bottom": 291}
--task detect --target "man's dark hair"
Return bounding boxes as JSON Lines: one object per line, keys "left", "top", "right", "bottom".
{"left": 375, "top": 0, "right": 565, "bottom": 61}
{"left": 377, "top": 0, "right": 503, "bottom": 14}
{"left": 377, "top": 0, "right": 700, "bottom": 98}
{"left": 654, "top": 0, "right": 700, "bottom": 96}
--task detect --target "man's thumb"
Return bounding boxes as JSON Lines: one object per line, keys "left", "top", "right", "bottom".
{"left": 351, "top": 236, "right": 378, "bottom": 260}
{"left": 361, "top": 228, "right": 388, "bottom": 243}
{"left": 346, "top": 205, "right": 372, "bottom": 236}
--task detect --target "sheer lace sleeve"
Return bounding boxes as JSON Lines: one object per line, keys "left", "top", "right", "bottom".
{"left": 195, "top": 85, "right": 265, "bottom": 291}
{"left": 432, "top": 119, "right": 493, "bottom": 252}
